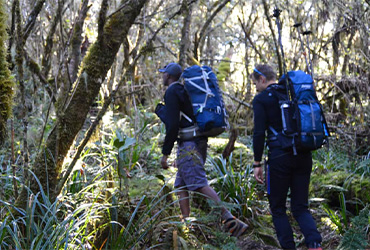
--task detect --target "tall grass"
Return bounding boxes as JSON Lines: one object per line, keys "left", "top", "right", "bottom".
{"left": 208, "top": 154, "right": 258, "bottom": 219}
{"left": 0, "top": 166, "right": 186, "bottom": 249}
{"left": 0, "top": 170, "right": 105, "bottom": 249}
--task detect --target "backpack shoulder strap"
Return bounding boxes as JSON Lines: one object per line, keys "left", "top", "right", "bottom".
{"left": 266, "top": 84, "right": 288, "bottom": 102}
{"left": 180, "top": 111, "right": 193, "bottom": 123}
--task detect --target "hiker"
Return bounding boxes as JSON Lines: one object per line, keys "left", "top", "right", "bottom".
{"left": 251, "top": 64, "right": 322, "bottom": 250}
{"left": 158, "top": 62, "right": 248, "bottom": 237}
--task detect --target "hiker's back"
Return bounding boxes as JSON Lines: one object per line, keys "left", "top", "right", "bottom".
{"left": 253, "top": 84, "right": 286, "bottom": 139}
{"left": 164, "top": 83, "right": 195, "bottom": 129}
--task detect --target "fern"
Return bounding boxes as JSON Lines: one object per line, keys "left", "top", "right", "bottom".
{"left": 337, "top": 206, "right": 370, "bottom": 250}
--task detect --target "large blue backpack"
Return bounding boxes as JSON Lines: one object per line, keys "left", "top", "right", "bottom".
{"left": 270, "top": 70, "right": 329, "bottom": 153}
{"left": 179, "top": 65, "right": 228, "bottom": 139}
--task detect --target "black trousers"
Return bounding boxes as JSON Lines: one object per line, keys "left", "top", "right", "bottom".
{"left": 266, "top": 147, "right": 322, "bottom": 249}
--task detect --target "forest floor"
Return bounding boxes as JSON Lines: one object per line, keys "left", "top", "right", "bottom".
{"left": 236, "top": 218, "right": 342, "bottom": 249}
{"left": 150, "top": 198, "right": 342, "bottom": 249}
{"left": 235, "top": 201, "right": 342, "bottom": 249}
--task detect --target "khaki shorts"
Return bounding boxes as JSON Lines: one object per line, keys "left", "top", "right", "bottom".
{"left": 174, "top": 139, "right": 208, "bottom": 191}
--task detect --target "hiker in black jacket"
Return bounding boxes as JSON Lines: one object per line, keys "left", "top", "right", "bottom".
{"left": 251, "top": 64, "right": 322, "bottom": 250}
{"left": 158, "top": 62, "right": 248, "bottom": 237}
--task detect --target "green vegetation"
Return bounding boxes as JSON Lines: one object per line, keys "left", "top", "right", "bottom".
{"left": 1, "top": 0, "right": 369, "bottom": 249}
{"left": 2, "top": 108, "right": 369, "bottom": 249}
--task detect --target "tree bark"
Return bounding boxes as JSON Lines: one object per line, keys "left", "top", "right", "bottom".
{"left": 179, "top": 0, "right": 195, "bottom": 67}
{"left": 15, "top": 0, "right": 148, "bottom": 208}
{"left": 57, "top": 0, "right": 90, "bottom": 107}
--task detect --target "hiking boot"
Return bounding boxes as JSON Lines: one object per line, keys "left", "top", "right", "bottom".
{"left": 223, "top": 217, "right": 248, "bottom": 237}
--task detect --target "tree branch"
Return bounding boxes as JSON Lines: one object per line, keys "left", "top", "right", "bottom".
{"left": 98, "top": 0, "right": 109, "bottom": 42}
{"left": 15, "top": 0, "right": 149, "bottom": 208}
{"left": 41, "top": 0, "right": 64, "bottom": 77}
{"left": 238, "top": 16, "right": 266, "bottom": 63}
{"left": 194, "top": 0, "right": 230, "bottom": 60}
{"left": 69, "top": 0, "right": 90, "bottom": 83}
{"left": 221, "top": 90, "right": 252, "bottom": 108}
{"left": 23, "top": 0, "right": 46, "bottom": 42}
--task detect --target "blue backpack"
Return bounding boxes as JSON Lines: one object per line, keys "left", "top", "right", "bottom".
{"left": 179, "top": 65, "right": 228, "bottom": 139}
{"left": 269, "top": 70, "right": 329, "bottom": 154}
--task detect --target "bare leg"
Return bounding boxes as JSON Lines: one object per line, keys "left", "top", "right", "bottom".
{"left": 197, "top": 186, "right": 232, "bottom": 219}
{"left": 178, "top": 189, "right": 190, "bottom": 219}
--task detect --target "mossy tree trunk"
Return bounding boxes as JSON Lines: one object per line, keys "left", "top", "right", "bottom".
{"left": 179, "top": 0, "right": 195, "bottom": 67}
{"left": 15, "top": 0, "right": 148, "bottom": 208}
{"left": 0, "top": 0, "right": 14, "bottom": 144}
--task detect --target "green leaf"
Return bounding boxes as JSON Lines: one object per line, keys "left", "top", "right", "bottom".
{"left": 119, "top": 137, "right": 136, "bottom": 151}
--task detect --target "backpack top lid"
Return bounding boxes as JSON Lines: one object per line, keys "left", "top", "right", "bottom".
{"left": 279, "top": 70, "right": 313, "bottom": 85}
{"left": 182, "top": 65, "right": 216, "bottom": 80}
{"left": 278, "top": 70, "right": 317, "bottom": 100}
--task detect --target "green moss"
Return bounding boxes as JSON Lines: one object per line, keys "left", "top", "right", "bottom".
{"left": 128, "top": 175, "right": 163, "bottom": 198}
{"left": 310, "top": 171, "right": 370, "bottom": 212}
{"left": 0, "top": 0, "right": 14, "bottom": 143}
{"left": 207, "top": 137, "right": 253, "bottom": 168}
{"left": 216, "top": 58, "right": 231, "bottom": 90}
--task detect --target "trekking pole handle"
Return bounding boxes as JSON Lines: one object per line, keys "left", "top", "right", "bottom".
{"left": 272, "top": 8, "right": 281, "bottom": 18}
{"left": 294, "top": 22, "right": 311, "bottom": 76}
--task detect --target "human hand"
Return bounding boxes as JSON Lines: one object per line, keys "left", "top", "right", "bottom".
{"left": 161, "top": 155, "right": 169, "bottom": 169}
{"left": 253, "top": 162, "right": 264, "bottom": 184}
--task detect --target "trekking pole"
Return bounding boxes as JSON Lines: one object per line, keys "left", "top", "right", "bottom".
{"left": 302, "top": 27, "right": 314, "bottom": 81}
{"left": 293, "top": 23, "right": 311, "bottom": 75}
{"left": 273, "top": 7, "right": 291, "bottom": 100}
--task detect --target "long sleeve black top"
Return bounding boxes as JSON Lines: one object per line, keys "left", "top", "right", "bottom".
{"left": 252, "top": 84, "right": 286, "bottom": 161}
{"left": 162, "top": 82, "right": 194, "bottom": 155}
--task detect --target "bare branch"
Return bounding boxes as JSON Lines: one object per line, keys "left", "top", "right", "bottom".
{"left": 238, "top": 16, "right": 266, "bottom": 63}
{"left": 23, "top": 0, "right": 46, "bottom": 42}
{"left": 42, "top": 0, "right": 64, "bottom": 77}
{"left": 194, "top": 0, "right": 231, "bottom": 60}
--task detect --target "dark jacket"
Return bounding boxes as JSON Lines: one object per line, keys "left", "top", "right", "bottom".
{"left": 162, "top": 82, "right": 194, "bottom": 155}
{"left": 252, "top": 84, "right": 287, "bottom": 161}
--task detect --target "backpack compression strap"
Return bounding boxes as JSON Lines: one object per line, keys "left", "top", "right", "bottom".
{"left": 183, "top": 68, "right": 215, "bottom": 113}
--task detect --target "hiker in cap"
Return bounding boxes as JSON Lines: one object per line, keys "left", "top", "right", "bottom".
{"left": 157, "top": 62, "right": 248, "bottom": 237}
{"left": 251, "top": 64, "right": 322, "bottom": 250}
